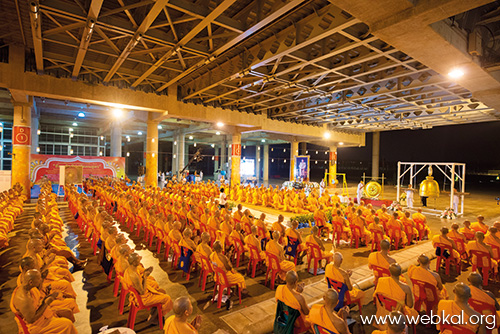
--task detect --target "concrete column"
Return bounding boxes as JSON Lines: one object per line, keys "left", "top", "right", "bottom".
{"left": 221, "top": 137, "right": 227, "bottom": 171}
{"left": 328, "top": 145, "right": 338, "bottom": 186}
{"left": 110, "top": 121, "right": 122, "bottom": 157}
{"left": 178, "top": 134, "right": 185, "bottom": 174}
{"left": 145, "top": 115, "right": 158, "bottom": 187}
{"left": 12, "top": 102, "right": 32, "bottom": 198}
{"left": 214, "top": 146, "right": 219, "bottom": 172}
{"left": 171, "top": 133, "right": 178, "bottom": 175}
{"left": 231, "top": 133, "right": 241, "bottom": 185}
{"left": 289, "top": 141, "right": 299, "bottom": 181}
{"left": 300, "top": 142, "right": 307, "bottom": 155}
{"left": 31, "top": 108, "right": 39, "bottom": 154}
{"left": 263, "top": 144, "right": 269, "bottom": 184}
{"left": 372, "top": 131, "right": 380, "bottom": 179}
{"left": 256, "top": 145, "right": 261, "bottom": 181}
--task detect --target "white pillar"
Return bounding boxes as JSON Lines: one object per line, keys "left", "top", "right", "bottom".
{"left": 31, "top": 109, "right": 39, "bottom": 154}
{"left": 221, "top": 136, "right": 227, "bottom": 172}
{"left": 171, "top": 134, "right": 178, "bottom": 175}
{"left": 263, "top": 144, "right": 269, "bottom": 183}
{"left": 178, "top": 134, "right": 185, "bottom": 174}
{"left": 256, "top": 145, "right": 261, "bottom": 181}
{"left": 214, "top": 146, "right": 219, "bottom": 172}
{"left": 372, "top": 132, "right": 380, "bottom": 179}
{"left": 110, "top": 121, "right": 122, "bottom": 157}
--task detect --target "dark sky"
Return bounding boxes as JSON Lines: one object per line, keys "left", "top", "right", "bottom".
{"left": 338, "top": 121, "right": 500, "bottom": 173}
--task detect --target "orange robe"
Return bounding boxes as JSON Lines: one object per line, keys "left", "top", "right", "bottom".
{"left": 437, "top": 300, "right": 479, "bottom": 334}
{"left": 122, "top": 267, "right": 173, "bottom": 314}
{"left": 308, "top": 304, "right": 340, "bottom": 333}
{"left": 466, "top": 241, "right": 498, "bottom": 273}
{"left": 210, "top": 252, "right": 246, "bottom": 289}
{"left": 374, "top": 277, "right": 419, "bottom": 323}
{"left": 163, "top": 315, "right": 198, "bottom": 334}
{"left": 266, "top": 239, "right": 295, "bottom": 280}
{"left": 432, "top": 235, "right": 460, "bottom": 259}
{"left": 407, "top": 265, "right": 448, "bottom": 311}
{"left": 471, "top": 222, "right": 488, "bottom": 234}
{"left": 285, "top": 228, "right": 305, "bottom": 252}
{"left": 10, "top": 286, "right": 77, "bottom": 334}
{"left": 275, "top": 285, "right": 310, "bottom": 332}
{"left": 325, "top": 264, "right": 365, "bottom": 301}
{"left": 304, "top": 235, "right": 333, "bottom": 262}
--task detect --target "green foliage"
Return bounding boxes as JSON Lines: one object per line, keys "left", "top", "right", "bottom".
{"left": 291, "top": 213, "right": 313, "bottom": 226}
{"left": 226, "top": 201, "right": 236, "bottom": 212}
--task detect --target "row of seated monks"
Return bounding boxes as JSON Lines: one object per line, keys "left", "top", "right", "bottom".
{"left": 0, "top": 184, "right": 25, "bottom": 248}
{"left": 10, "top": 181, "right": 82, "bottom": 334}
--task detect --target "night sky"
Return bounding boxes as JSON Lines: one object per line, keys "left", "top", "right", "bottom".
{"left": 339, "top": 121, "right": 500, "bottom": 174}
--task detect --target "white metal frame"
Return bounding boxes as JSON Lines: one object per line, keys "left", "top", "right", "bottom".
{"left": 397, "top": 162, "right": 466, "bottom": 216}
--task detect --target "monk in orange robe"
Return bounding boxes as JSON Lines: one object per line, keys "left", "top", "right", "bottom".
{"left": 330, "top": 210, "right": 351, "bottom": 244}
{"left": 466, "top": 232, "right": 498, "bottom": 275}
{"left": 471, "top": 215, "right": 489, "bottom": 234}
{"left": 386, "top": 212, "right": 407, "bottom": 246}
{"left": 232, "top": 204, "right": 243, "bottom": 222}
{"left": 460, "top": 220, "right": 475, "bottom": 240}
{"left": 11, "top": 269, "right": 77, "bottom": 334}
{"left": 308, "top": 289, "right": 350, "bottom": 334}
{"left": 411, "top": 208, "right": 430, "bottom": 240}
{"left": 305, "top": 226, "right": 333, "bottom": 264}
{"left": 408, "top": 254, "right": 448, "bottom": 311}
{"left": 210, "top": 241, "right": 248, "bottom": 292}
{"left": 271, "top": 215, "right": 286, "bottom": 244}
{"left": 195, "top": 232, "right": 212, "bottom": 262}
{"left": 437, "top": 283, "right": 486, "bottom": 334}
{"left": 163, "top": 296, "right": 202, "bottom": 334}
{"left": 484, "top": 227, "right": 500, "bottom": 259}
{"left": 24, "top": 239, "right": 74, "bottom": 283}
{"left": 374, "top": 264, "right": 419, "bottom": 329}
{"left": 244, "top": 226, "right": 265, "bottom": 261}
{"left": 468, "top": 272, "right": 500, "bottom": 327}
{"left": 432, "top": 227, "right": 460, "bottom": 260}
{"left": 325, "top": 252, "right": 365, "bottom": 302}
{"left": 266, "top": 231, "right": 295, "bottom": 281}
{"left": 371, "top": 311, "right": 407, "bottom": 334}
{"left": 123, "top": 253, "right": 173, "bottom": 316}
{"left": 275, "top": 270, "right": 310, "bottom": 333}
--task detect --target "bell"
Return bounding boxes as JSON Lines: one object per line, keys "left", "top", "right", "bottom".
{"left": 419, "top": 166, "right": 440, "bottom": 198}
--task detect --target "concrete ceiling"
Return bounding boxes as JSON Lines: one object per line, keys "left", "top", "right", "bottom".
{"left": 1, "top": 0, "right": 500, "bottom": 132}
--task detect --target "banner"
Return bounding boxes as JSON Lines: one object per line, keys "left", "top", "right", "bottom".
{"left": 30, "top": 154, "right": 125, "bottom": 184}
{"left": 294, "top": 155, "right": 310, "bottom": 181}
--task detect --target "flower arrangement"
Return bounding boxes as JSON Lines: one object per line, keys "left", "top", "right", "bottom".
{"left": 387, "top": 201, "right": 402, "bottom": 212}
{"left": 440, "top": 208, "right": 457, "bottom": 219}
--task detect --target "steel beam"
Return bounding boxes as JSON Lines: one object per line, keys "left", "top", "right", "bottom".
{"left": 29, "top": 1, "right": 44, "bottom": 73}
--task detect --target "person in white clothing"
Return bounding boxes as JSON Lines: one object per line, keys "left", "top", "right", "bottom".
{"left": 405, "top": 184, "right": 415, "bottom": 208}
{"left": 219, "top": 187, "right": 227, "bottom": 209}
{"left": 356, "top": 181, "right": 364, "bottom": 204}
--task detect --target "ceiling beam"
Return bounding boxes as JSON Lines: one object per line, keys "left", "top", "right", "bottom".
{"left": 29, "top": 1, "right": 44, "bottom": 74}
{"left": 131, "top": 0, "right": 238, "bottom": 88}
{"left": 72, "top": 0, "right": 104, "bottom": 78}
{"left": 103, "top": 0, "right": 169, "bottom": 83}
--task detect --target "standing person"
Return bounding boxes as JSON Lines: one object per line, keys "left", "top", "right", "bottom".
{"left": 219, "top": 188, "right": 227, "bottom": 209}
{"left": 199, "top": 170, "right": 203, "bottom": 181}
{"left": 160, "top": 172, "right": 166, "bottom": 188}
{"left": 356, "top": 181, "right": 364, "bottom": 204}
{"left": 319, "top": 179, "right": 325, "bottom": 196}
{"left": 405, "top": 184, "right": 415, "bottom": 208}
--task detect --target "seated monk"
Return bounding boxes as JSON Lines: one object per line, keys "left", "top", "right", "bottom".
{"left": 285, "top": 220, "right": 306, "bottom": 262}
{"left": 163, "top": 296, "right": 202, "bottom": 334}
{"left": 460, "top": 220, "right": 475, "bottom": 240}
{"left": 368, "top": 240, "right": 404, "bottom": 284}
{"left": 471, "top": 215, "right": 489, "bottom": 234}
{"left": 207, "top": 211, "right": 221, "bottom": 231}
{"left": 123, "top": 253, "right": 173, "bottom": 320}
{"left": 305, "top": 226, "right": 333, "bottom": 265}
{"left": 229, "top": 223, "right": 245, "bottom": 247}
{"left": 330, "top": 210, "right": 351, "bottom": 244}
{"left": 254, "top": 213, "right": 269, "bottom": 242}
{"left": 271, "top": 215, "right": 286, "bottom": 244}
{"left": 466, "top": 232, "right": 499, "bottom": 276}
{"left": 218, "top": 214, "right": 233, "bottom": 250}
{"left": 115, "top": 244, "right": 133, "bottom": 274}
{"left": 38, "top": 223, "right": 86, "bottom": 269}
{"left": 400, "top": 212, "right": 418, "bottom": 244}
{"left": 372, "top": 311, "right": 406, "bottom": 334}
{"left": 432, "top": 227, "right": 461, "bottom": 261}
{"left": 275, "top": 270, "right": 310, "bottom": 333}
{"left": 407, "top": 254, "right": 448, "bottom": 311}
{"left": 386, "top": 212, "right": 407, "bottom": 246}
{"left": 326, "top": 252, "right": 365, "bottom": 302}
{"left": 313, "top": 205, "right": 328, "bottom": 234}
{"left": 468, "top": 272, "right": 500, "bottom": 327}
{"left": 484, "top": 227, "right": 500, "bottom": 259}
{"left": 374, "top": 264, "right": 419, "bottom": 329}
{"left": 240, "top": 210, "right": 253, "bottom": 235}
{"left": 180, "top": 228, "right": 197, "bottom": 254}
{"left": 110, "top": 234, "right": 127, "bottom": 261}
{"left": 308, "top": 289, "right": 350, "bottom": 334}
{"left": 350, "top": 209, "right": 372, "bottom": 245}
{"left": 168, "top": 222, "right": 183, "bottom": 244}
{"left": 244, "top": 226, "right": 265, "bottom": 261}
{"left": 195, "top": 232, "right": 212, "bottom": 262}
{"left": 25, "top": 239, "right": 74, "bottom": 283}
{"left": 266, "top": 231, "right": 296, "bottom": 282}
{"left": 210, "top": 241, "right": 248, "bottom": 293}
{"left": 411, "top": 208, "right": 430, "bottom": 240}
{"left": 11, "top": 269, "right": 77, "bottom": 334}
{"left": 437, "top": 283, "right": 486, "bottom": 334}
{"left": 232, "top": 204, "right": 243, "bottom": 222}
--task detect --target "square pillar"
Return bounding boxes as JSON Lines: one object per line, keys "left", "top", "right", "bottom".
{"left": 263, "top": 144, "right": 269, "bottom": 184}
{"left": 178, "top": 134, "right": 185, "bottom": 174}
{"left": 12, "top": 102, "right": 32, "bottom": 198}
{"left": 231, "top": 133, "right": 241, "bottom": 185}
{"left": 256, "top": 145, "right": 261, "bottom": 181}
{"left": 31, "top": 107, "right": 39, "bottom": 154}
{"left": 372, "top": 132, "right": 380, "bottom": 179}
{"left": 110, "top": 121, "right": 122, "bottom": 157}
{"left": 145, "top": 115, "right": 158, "bottom": 187}
{"left": 328, "top": 145, "right": 337, "bottom": 186}
{"left": 289, "top": 141, "right": 299, "bottom": 181}
{"left": 172, "top": 133, "right": 178, "bottom": 175}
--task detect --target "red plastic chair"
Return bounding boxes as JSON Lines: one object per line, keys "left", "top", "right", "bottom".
{"left": 470, "top": 249, "right": 492, "bottom": 286}
{"left": 350, "top": 224, "right": 362, "bottom": 249}
{"left": 127, "top": 287, "right": 164, "bottom": 330}
{"left": 371, "top": 264, "right": 390, "bottom": 286}
{"left": 414, "top": 221, "right": 428, "bottom": 240}
{"left": 14, "top": 313, "right": 30, "bottom": 334}
{"left": 487, "top": 243, "right": 500, "bottom": 261}
{"left": 242, "top": 221, "right": 253, "bottom": 236}
{"left": 370, "top": 230, "right": 384, "bottom": 252}
{"left": 410, "top": 278, "right": 440, "bottom": 317}
{"left": 327, "top": 278, "right": 363, "bottom": 315}
{"left": 247, "top": 244, "right": 265, "bottom": 278}
{"left": 331, "top": 219, "right": 344, "bottom": 246}
{"left": 230, "top": 236, "right": 245, "bottom": 267}
{"left": 375, "top": 293, "right": 416, "bottom": 333}
{"left": 402, "top": 223, "right": 414, "bottom": 246}
{"left": 434, "top": 242, "right": 460, "bottom": 276}
{"left": 196, "top": 253, "right": 214, "bottom": 291}
{"left": 450, "top": 237, "right": 469, "bottom": 264}
{"left": 305, "top": 242, "right": 330, "bottom": 276}
{"left": 212, "top": 266, "right": 242, "bottom": 309}
{"left": 264, "top": 251, "right": 281, "bottom": 290}
{"left": 440, "top": 323, "right": 476, "bottom": 334}
{"left": 469, "top": 298, "right": 498, "bottom": 333}
{"left": 386, "top": 225, "right": 402, "bottom": 250}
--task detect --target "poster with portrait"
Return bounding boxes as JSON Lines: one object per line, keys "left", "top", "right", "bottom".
{"left": 294, "top": 155, "right": 310, "bottom": 181}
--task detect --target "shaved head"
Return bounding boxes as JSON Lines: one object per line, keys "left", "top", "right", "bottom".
{"left": 285, "top": 270, "right": 298, "bottom": 285}
{"left": 440, "top": 227, "right": 449, "bottom": 235}
{"left": 272, "top": 231, "right": 280, "bottom": 240}
{"left": 213, "top": 241, "right": 222, "bottom": 253}
{"left": 20, "top": 257, "right": 36, "bottom": 272}
{"left": 417, "top": 254, "right": 430, "bottom": 266}
{"left": 201, "top": 232, "right": 210, "bottom": 243}
{"left": 387, "top": 311, "right": 406, "bottom": 333}
{"left": 324, "top": 289, "right": 339, "bottom": 307}
{"left": 172, "top": 296, "right": 192, "bottom": 317}
{"left": 476, "top": 231, "right": 485, "bottom": 241}
{"left": 389, "top": 263, "right": 402, "bottom": 277}
{"left": 333, "top": 252, "right": 343, "bottom": 266}
{"left": 454, "top": 283, "right": 471, "bottom": 302}
{"left": 468, "top": 272, "right": 483, "bottom": 287}
{"left": 311, "top": 226, "right": 319, "bottom": 234}
{"left": 380, "top": 239, "right": 391, "bottom": 251}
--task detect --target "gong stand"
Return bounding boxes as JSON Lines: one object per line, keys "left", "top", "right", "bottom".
{"left": 396, "top": 162, "right": 466, "bottom": 217}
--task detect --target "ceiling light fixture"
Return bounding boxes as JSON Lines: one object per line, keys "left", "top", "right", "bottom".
{"left": 448, "top": 68, "right": 464, "bottom": 79}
